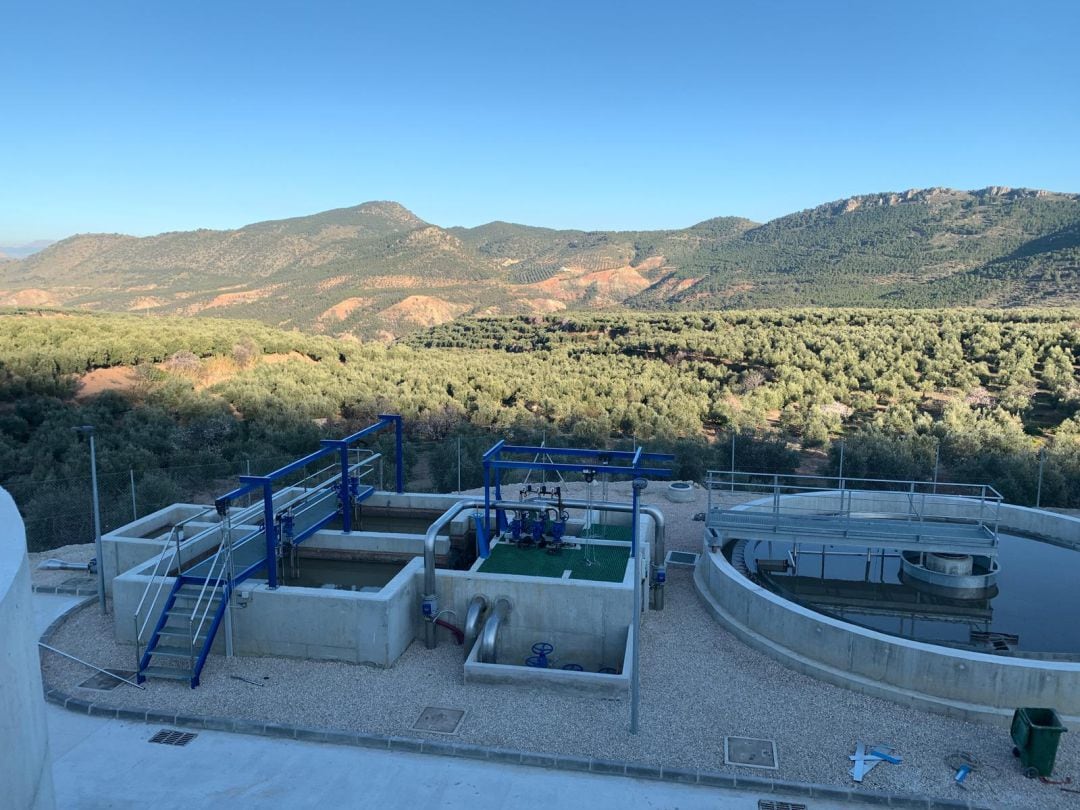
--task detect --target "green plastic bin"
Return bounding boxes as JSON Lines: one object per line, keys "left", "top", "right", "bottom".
{"left": 1010, "top": 707, "right": 1067, "bottom": 778}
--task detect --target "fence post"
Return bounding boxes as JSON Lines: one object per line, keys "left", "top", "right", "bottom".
{"left": 932, "top": 440, "right": 940, "bottom": 494}
{"left": 1036, "top": 447, "right": 1045, "bottom": 508}
{"left": 130, "top": 469, "right": 137, "bottom": 521}
{"left": 457, "top": 435, "right": 462, "bottom": 494}
{"left": 730, "top": 431, "right": 735, "bottom": 492}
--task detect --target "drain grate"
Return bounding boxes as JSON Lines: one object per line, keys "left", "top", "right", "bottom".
{"left": 758, "top": 801, "right": 807, "bottom": 810}
{"left": 149, "top": 730, "right": 197, "bottom": 747}
{"left": 412, "top": 707, "right": 465, "bottom": 734}
{"left": 665, "top": 550, "right": 699, "bottom": 566}
{"left": 78, "top": 668, "right": 136, "bottom": 691}
{"left": 725, "top": 736, "right": 778, "bottom": 770}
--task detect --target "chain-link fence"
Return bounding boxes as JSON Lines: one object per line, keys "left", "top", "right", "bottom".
{"left": 8, "top": 427, "right": 1080, "bottom": 553}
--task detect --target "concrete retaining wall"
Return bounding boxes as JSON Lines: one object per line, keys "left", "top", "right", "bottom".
{"left": 113, "top": 531, "right": 423, "bottom": 668}
{"left": 435, "top": 563, "right": 635, "bottom": 670}
{"left": 0, "top": 488, "right": 56, "bottom": 810}
{"left": 464, "top": 625, "right": 633, "bottom": 697}
{"left": 697, "top": 494, "right": 1080, "bottom": 727}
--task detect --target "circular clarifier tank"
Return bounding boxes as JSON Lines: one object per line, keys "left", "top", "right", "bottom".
{"left": 697, "top": 494, "right": 1080, "bottom": 724}
{"left": 744, "top": 528, "right": 1080, "bottom": 655}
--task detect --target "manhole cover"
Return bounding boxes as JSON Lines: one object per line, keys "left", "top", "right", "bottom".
{"left": 665, "top": 550, "right": 699, "bottom": 566}
{"left": 78, "top": 669, "right": 137, "bottom": 691}
{"left": 412, "top": 707, "right": 465, "bottom": 734}
{"left": 725, "top": 736, "right": 778, "bottom": 770}
{"left": 149, "top": 730, "right": 197, "bottom": 747}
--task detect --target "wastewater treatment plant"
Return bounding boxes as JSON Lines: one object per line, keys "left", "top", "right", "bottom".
{"left": 13, "top": 415, "right": 1080, "bottom": 808}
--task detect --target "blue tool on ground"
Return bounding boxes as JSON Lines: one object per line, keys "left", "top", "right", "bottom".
{"left": 955, "top": 764, "right": 972, "bottom": 784}
{"left": 850, "top": 743, "right": 901, "bottom": 782}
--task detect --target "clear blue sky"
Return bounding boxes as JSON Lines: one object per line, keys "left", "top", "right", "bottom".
{"left": 2, "top": 0, "right": 1078, "bottom": 242}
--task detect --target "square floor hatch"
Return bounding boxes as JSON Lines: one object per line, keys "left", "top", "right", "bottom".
{"left": 758, "top": 802, "right": 806, "bottom": 810}
{"left": 724, "top": 736, "right": 778, "bottom": 770}
{"left": 665, "top": 550, "right": 699, "bottom": 566}
{"left": 78, "top": 668, "right": 136, "bottom": 691}
{"left": 149, "top": 730, "right": 197, "bottom": 747}
{"left": 412, "top": 707, "right": 465, "bottom": 734}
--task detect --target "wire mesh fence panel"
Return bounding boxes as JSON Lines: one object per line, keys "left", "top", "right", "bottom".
{"left": 8, "top": 426, "right": 1080, "bottom": 554}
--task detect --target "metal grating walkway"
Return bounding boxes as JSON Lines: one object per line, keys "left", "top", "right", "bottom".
{"left": 707, "top": 508, "right": 999, "bottom": 556}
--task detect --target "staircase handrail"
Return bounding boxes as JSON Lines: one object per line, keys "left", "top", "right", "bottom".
{"left": 133, "top": 507, "right": 215, "bottom": 642}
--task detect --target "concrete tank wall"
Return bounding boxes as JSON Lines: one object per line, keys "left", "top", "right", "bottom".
{"left": 697, "top": 494, "right": 1080, "bottom": 728}
{"left": 0, "top": 487, "right": 56, "bottom": 810}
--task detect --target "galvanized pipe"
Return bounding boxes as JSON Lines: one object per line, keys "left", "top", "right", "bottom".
{"left": 422, "top": 497, "right": 666, "bottom": 649}
{"left": 463, "top": 594, "right": 488, "bottom": 653}
{"left": 478, "top": 597, "right": 512, "bottom": 663}
{"left": 423, "top": 499, "right": 545, "bottom": 649}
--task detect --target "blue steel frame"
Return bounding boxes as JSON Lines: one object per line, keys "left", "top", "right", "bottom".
{"left": 213, "top": 414, "right": 404, "bottom": 589}
{"left": 481, "top": 442, "right": 673, "bottom": 556}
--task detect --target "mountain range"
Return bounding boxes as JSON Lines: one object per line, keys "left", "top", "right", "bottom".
{"left": 2, "top": 187, "right": 1078, "bottom": 338}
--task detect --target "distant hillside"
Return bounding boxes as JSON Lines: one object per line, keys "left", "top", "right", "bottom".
{"left": 3, "top": 188, "right": 1078, "bottom": 336}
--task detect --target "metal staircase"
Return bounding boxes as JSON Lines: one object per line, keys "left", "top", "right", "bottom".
{"left": 133, "top": 416, "right": 402, "bottom": 688}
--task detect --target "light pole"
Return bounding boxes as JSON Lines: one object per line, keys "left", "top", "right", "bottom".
{"left": 630, "top": 476, "right": 646, "bottom": 734}
{"left": 74, "top": 426, "right": 106, "bottom": 613}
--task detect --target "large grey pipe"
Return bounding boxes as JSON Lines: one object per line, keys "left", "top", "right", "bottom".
{"left": 422, "top": 499, "right": 546, "bottom": 649}
{"left": 477, "top": 597, "right": 511, "bottom": 663}
{"left": 463, "top": 594, "right": 488, "bottom": 653}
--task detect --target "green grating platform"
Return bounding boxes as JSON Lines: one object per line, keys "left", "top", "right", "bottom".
{"left": 478, "top": 542, "right": 630, "bottom": 583}
{"left": 579, "top": 523, "right": 632, "bottom": 542}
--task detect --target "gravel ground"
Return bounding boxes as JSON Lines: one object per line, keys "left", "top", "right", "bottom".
{"left": 38, "top": 483, "right": 1078, "bottom": 809}
{"left": 29, "top": 541, "right": 97, "bottom": 590}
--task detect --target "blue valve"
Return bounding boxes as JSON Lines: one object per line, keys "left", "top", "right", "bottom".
{"left": 654, "top": 566, "right": 666, "bottom": 584}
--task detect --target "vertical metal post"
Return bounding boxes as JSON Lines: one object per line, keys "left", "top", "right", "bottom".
{"left": 838, "top": 440, "right": 845, "bottom": 483}
{"left": 1036, "top": 448, "right": 1045, "bottom": 508}
{"left": 730, "top": 432, "right": 736, "bottom": 492}
{"left": 394, "top": 416, "right": 404, "bottom": 493}
{"left": 339, "top": 444, "right": 352, "bottom": 533}
{"left": 932, "top": 441, "right": 940, "bottom": 494}
{"left": 88, "top": 431, "right": 106, "bottom": 613}
{"left": 262, "top": 480, "right": 277, "bottom": 590}
{"left": 483, "top": 459, "right": 491, "bottom": 537}
{"left": 773, "top": 474, "right": 779, "bottom": 516}
{"left": 630, "top": 477, "right": 646, "bottom": 734}
{"left": 130, "top": 469, "right": 137, "bottom": 521}
{"left": 457, "top": 435, "right": 462, "bottom": 493}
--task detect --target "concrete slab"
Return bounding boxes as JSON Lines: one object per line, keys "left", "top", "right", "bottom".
{"left": 46, "top": 707, "right": 855, "bottom": 810}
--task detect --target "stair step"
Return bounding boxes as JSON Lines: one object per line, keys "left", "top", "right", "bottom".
{"left": 140, "top": 665, "right": 191, "bottom": 681}
{"left": 149, "top": 644, "right": 193, "bottom": 659}
{"left": 156, "top": 627, "right": 203, "bottom": 640}
{"left": 171, "top": 591, "right": 222, "bottom": 604}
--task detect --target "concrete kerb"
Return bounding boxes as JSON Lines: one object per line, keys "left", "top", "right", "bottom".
{"left": 36, "top": 596, "right": 986, "bottom": 810}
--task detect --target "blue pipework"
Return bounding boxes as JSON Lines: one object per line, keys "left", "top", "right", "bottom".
{"left": 480, "top": 442, "right": 674, "bottom": 554}
{"left": 530, "top": 515, "right": 546, "bottom": 546}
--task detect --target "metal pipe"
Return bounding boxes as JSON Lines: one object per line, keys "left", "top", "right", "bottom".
{"left": 422, "top": 496, "right": 666, "bottom": 649}
{"left": 463, "top": 594, "right": 488, "bottom": 653}
{"left": 477, "top": 597, "right": 511, "bottom": 663}
{"left": 39, "top": 643, "right": 145, "bottom": 689}
{"left": 423, "top": 498, "right": 542, "bottom": 648}
{"left": 630, "top": 477, "right": 645, "bottom": 734}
